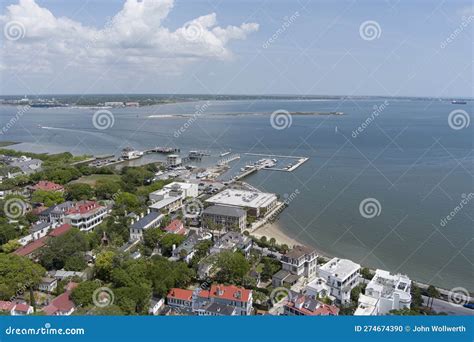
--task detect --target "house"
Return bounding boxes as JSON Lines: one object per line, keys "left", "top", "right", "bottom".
{"left": 318, "top": 257, "right": 360, "bottom": 305}
{"left": 205, "top": 189, "right": 278, "bottom": 218}
{"left": 283, "top": 293, "right": 339, "bottom": 316}
{"left": 31, "top": 181, "right": 64, "bottom": 193}
{"left": 202, "top": 205, "right": 247, "bottom": 232}
{"left": 48, "top": 270, "right": 88, "bottom": 281}
{"left": 150, "top": 182, "right": 198, "bottom": 202}
{"left": 163, "top": 219, "right": 186, "bottom": 235}
{"left": 0, "top": 301, "right": 15, "bottom": 314}
{"left": 305, "top": 277, "right": 332, "bottom": 300}
{"left": 9, "top": 157, "right": 43, "bottom": 176}
{"left": 14, "top": 224, "right": 72, "bottom": 258}
{"left": 166, "top": 288, "right": 194, "bottom": 311}
{"left": 64, "top": 201, "right": 110, "bottom": 231}
{"left": 149, "top": 196, "right": 182, "bottom": 214}
{"left": 18, "top": 221, "right": 54, "bottom": 246}
{"left": 39, "top": 277, "right": 58, "bottom": 293}
{"left": 10, "top": 303, "right": 34, "bottom": 316}
{"left": 39, "top": 201, "right": 75, "bottom": 223}
{"left": 355, "top": 269, "right": 411, "bottom": 316}
{"left": 210, "top": 231, "right": 252, "bottom": 257}
{"left": 194, "top": 284, "right": 253, "bottom": 316}
{"left": 273, "top": 245, "right": 317, "bottom": 287}
{"left": 43, "top": 282, "right": 78, "bottom": 316}
{"left": 168, "top": 284, "right": 253, "bottom": 316}
{"left": 129, "top": 211, "right": 163, "bottom": 241}
{"left": 149, "top": 297, "right": 164, "bottom": 315}
{"left": 171, "top": 231, "right": 203, "bottom": 263}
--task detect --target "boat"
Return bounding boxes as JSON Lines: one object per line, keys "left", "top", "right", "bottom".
{"left": 451, "top": 100, "right": 467, "bottom": 105}
{"left": 220, "top": 151, "right": 231, "bottom": 157}
{"left": 121, "top": 147, "right": 143, "bottom": 160}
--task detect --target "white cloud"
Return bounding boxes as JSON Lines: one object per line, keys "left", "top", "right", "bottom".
{"left": 0, "top": 0, "right": 259, "bottom": 75}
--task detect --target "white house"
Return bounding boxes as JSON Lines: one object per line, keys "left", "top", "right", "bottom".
{"left": 355, "top": 269, "right": 412, "bottom": 315}
{"left": 318, "top": 258, "right": 360, "bottom": 305}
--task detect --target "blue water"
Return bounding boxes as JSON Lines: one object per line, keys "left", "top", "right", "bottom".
{"left": 1, "top": 98, "right": 472, "bottom": 291}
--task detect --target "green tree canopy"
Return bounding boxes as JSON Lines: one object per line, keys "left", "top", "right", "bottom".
{"left": 0, "top": 254, "right": 45, "bottom": 300}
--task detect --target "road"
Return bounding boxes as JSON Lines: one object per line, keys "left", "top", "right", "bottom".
{"left": 423, "top": 296, "right": 474, "bottom": 315}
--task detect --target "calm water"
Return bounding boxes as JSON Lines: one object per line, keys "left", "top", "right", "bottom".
{"left": 1, "top": 99, "right": 473, "bottom": 291}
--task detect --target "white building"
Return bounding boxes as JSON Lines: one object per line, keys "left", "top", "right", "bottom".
{"left": 167, "top": 154, "right": 182, "bottom": 167}
{"left": 355, "top": 269, "right": 411, "bottom": 316}
{"left": 129, "top": 211, "right": 163, "bottom": 241}
{"left": 318, "top": 258, "right": 360, "bottom": 305}
{"left": 205, "top": 189, "right": 277, "bottom": 218}
{"left": 149, "top": 182, "right": 198, "bottom": 202}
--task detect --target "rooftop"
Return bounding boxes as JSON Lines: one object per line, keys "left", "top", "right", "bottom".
{"left": 319, "top": 257, "right": 360, "bottom": 281}
{"left": 208, "top": 284, "right": 251, "bottom": 303}
{"left": 33, "top": 181, "right": 64, "bottom": 192}
{"left": 205, "top": 189, "right": 277, "bottom": 209}
{"left": 131, "top": 212, "right": 163, "bottom": 230}
{"left": 149, "top": 196, "right": 181, "bottom": 210}
{"left": 286, "top": 293, "right": 339, "bottom": 316}
{"left": 284, "top": 245, "right": 316, "bottom": 259}
{"left": 203, "top": 205, "right": 246, "bottom": 218}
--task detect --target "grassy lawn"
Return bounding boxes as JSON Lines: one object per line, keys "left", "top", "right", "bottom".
{"left": 70, "top": 174, "right": 121, "bottom": 186}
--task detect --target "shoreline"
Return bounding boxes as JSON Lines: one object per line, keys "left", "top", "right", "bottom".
{"left": 251, "top": 221, "right": 473, "bottom": 297}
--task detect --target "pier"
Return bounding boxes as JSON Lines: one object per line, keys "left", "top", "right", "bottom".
{"left": 145, "top": 146, "right": 180, "bottom": 154}
{"left": 217, "top": 153, "right": 240, "bottom": 166}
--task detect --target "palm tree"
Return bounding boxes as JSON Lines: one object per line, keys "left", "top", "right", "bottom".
{"left": 426, "top": 285, "right": 440, "bottom": 310}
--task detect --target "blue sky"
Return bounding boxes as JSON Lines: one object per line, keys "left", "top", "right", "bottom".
{"left": 0, "top": 0, "right": 472, "bottom": 97}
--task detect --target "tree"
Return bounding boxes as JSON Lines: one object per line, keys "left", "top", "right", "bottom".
{"left": 261, "top": 256, "right": 281, "bottom": 282}
{"left": 411, "top": 284, "right": 424, "bottom": 309}
{"left": 0, "top": 254, "right": 45, "bottom": 300}
{"left": 159, "top": 234, "right": 185, "bottom": 257}
{"left": 259, "top": 236, "right": 267, "bottom": 244}
{"left": 1, "top": 239, "right": 21, "bottom": 253}
{"left": 360, "top": 267, "right": 374, "bottom": 280}
{"left": 71, "top": 280, "right": 102, "bottom": 307}
{"left": 114, "top": 192, "right": 142, "bottom": 213}
{"left": 269, "top": 237, "right": 276, "bottom": 248}
{"left": 39, "top": 229, "right": 89, "bottom": 270}
{"left": 66, "top": 183, "right": 94, "bottom": 201}
{"left": 143, "top": 228, "right": 164, "bottom": 250}
{"left": 214, "top": 251, "right": 250, "bottom": 284}
{"left": 0, "top": 221, "right": 19, "bottom": 245}
{"left": 95, "top": 250, "right": 116, "bottom": 281}
{"left": 95, "top": 180, "right": 122, "bottom": 200}
{"left": 426, "top": 285, "right": 440, "bottom": 310}
{"left": 31, "top": 190, "right": 64, "bottom": 206}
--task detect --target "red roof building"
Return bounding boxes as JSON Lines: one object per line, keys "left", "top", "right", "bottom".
{"left": 163, "top": 219, "right": 186, "bottom": 235}
{"left": 14, "top": 224, "right": 72, "bottom": 257}
{"left": 284, "top": 293, "right": 339, "bottom": 316}
{"left": 43, "top": 282, "right": 78, "bottom": 316}
{"left": 64, "top": 201, "right": 109, "bottom": 232}
{"left": 0, "top": 301, "right": 15, "bottom": 312}
{"left": 32, "top": 181, "right": 64, "bottom": 192}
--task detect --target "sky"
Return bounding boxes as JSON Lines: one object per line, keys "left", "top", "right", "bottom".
{"left": 0, "top": 0, "right": 472, "bottom": 97}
